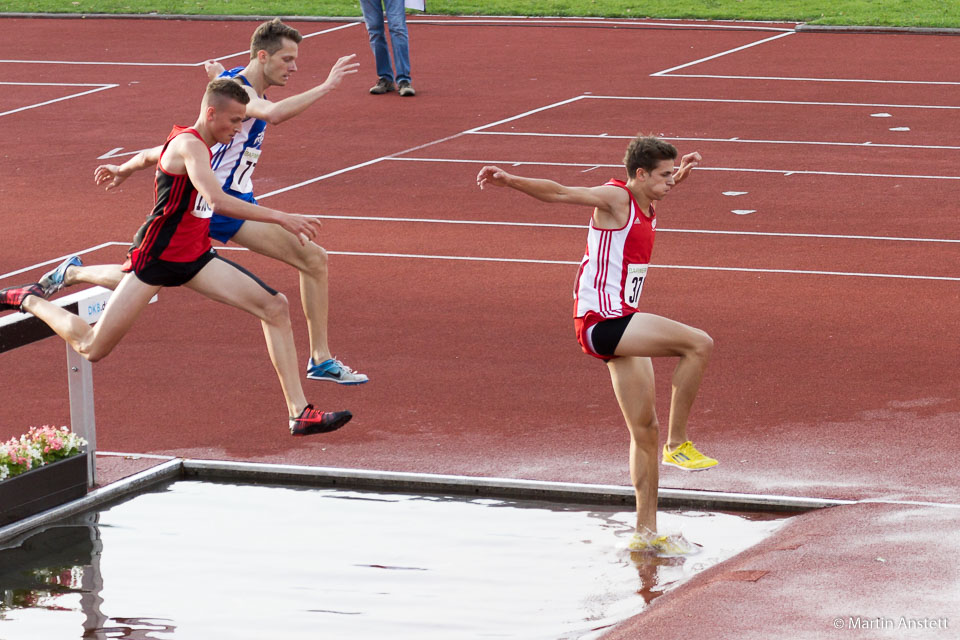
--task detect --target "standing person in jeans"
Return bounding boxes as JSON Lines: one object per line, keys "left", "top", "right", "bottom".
{"left": 360, "top": 0, "right": 415, "bottom": 96}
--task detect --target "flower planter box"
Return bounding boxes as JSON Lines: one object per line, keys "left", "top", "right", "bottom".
{"left": 0, "top": 453, "right": 88, "bottom": 527}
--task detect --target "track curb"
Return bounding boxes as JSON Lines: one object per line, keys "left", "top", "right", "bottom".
{"left": 0, "top": 456, "right": 854, "bottom": 546}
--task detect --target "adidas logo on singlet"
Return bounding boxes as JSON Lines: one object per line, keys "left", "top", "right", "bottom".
{"left": 635, "top": 215, "right": 656, "bottom": 229}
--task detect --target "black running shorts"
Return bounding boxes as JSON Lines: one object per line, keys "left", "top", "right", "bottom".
{"left": 590, "top": 314, "right": 634, "bottom": 357}
{"left": 127, "top": 249, "right": 218, "bottom": 287}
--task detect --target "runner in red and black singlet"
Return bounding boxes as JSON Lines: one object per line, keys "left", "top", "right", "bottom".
{"left": 130, "top": 127, "right": 212, "bottom": 265}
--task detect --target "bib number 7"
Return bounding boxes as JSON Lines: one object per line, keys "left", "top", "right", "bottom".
{"left": 231, "top": 147, "right": 261, "bottom": 193}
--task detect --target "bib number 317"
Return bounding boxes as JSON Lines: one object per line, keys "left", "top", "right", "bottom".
{"left": 626, "top": 263, "right": 648, "bottom": 307}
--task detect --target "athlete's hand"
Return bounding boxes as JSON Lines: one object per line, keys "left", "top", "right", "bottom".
{"left": 673, "top": 152, "right": 702, "bottom": 185}
{"left": 281, "top": 214, "right": 324, "bottom": 245}
{"left": 323, "top": 54, "right": 360, "bottom": 90}
{"left": 476, "top": 165, "right": 511, "bottom": 190}
{"left": 204, "top": 60, "right": 225, "bottom": 81}
{"left": 94, "top": 164, "right": 128, "bottom": 191}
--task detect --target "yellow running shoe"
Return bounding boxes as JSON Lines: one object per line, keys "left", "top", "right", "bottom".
{"left": 628, "top": 529, "right": 699, "bottom": 557}
{"left": 662, "top": 440, "right": 718, "bottom": 471}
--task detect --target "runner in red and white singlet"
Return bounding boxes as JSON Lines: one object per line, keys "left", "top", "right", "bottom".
{"left": 573, "top": 178, "right": 656, "bottom": 358}
{"left": 477, "top": 135, "right": 718, "bottom": 552}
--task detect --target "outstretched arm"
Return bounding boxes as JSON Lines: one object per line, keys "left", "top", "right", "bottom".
{"left": 476, "top": 165, "right": 623, "bottom": 210}
{"left": 243, "top": 54, "right": 360, "bottom": 125}
{"left": 94, "top": 145, "right": 163, "bottom": 191}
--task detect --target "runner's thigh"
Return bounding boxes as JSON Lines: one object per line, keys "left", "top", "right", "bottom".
{"left": 89, "top": 273, "right": 161, "bottom": 352}
{"left": 614, "top": 313, "right": 706, "bottom": 358}
{"left": 183, "top": 256, "right": 280, "bottom": 319}
{"left": 232, "top": 219, "right": 320, "bottom": 271}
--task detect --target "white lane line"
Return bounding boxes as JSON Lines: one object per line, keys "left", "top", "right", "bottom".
{"left": 0, "top": 242, "right": 127, "bottom": 280}
{"left": 2, "top": 23, "right": 361, "bottom": 68}
{"left": 648, "top": 29, "right": 960, "bottom": 85}
{"left": 466, "top": 95, "right": 589, "bottom": 133}
{"left": 258, "top": 72, "right": 534, "bottom": 199}
{"left": 257, "top": 158, "right": 388, "bottom": 199}
{"left": 662, "top": 73, "right": 960, "bottom": 86}
{"left": 661, "top": 228, "right": 960, "bottom": 244}
{"left": 651, "top": 31, "right": 795, "bottom": 76}
{"left": 0, "top": 59, "right": 196, "bottom": 67}
{"left": 6, "top": 220, "right": 953, "bottom": 282}
{"left": 694, "top": 166, "right": 960, "bottom": 180}
{"left": 654, "top": 263, "right": 960, "bottom": 281}
{"left": 0, "top": 83, "right": 118, "bottom": 117}
{"left": 306, "top": 214, "right": 960, "bottom": 245}
{"left": 206, "top": 22, "right": 360, "bottom": 65}
{"left": 257, "top": 126, "right": 477, "bottom": 199}
{"left": 386, "top": 156, "right": 960, "bottom": 180}
{"left": 583, "top": 95, "right": 960, "bottom": 110}
{"left": 0, "top": 81, "right": 116, "bottom": 87}
{"left": 324, "top": 250, "right": 960, "bottom": 281}
{"left": 5, "top": 235, "right": 957, "bottom": 285}
{"left": 330, "top": 251, "right": 575, "bottom": 265}
{"left": 468, "top": 130, "right": 960, "bottom": 151}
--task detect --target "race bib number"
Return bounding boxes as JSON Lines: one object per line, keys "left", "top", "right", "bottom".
{"left": 192, "top": 195, "right": 213, "bottom": 219}
{"left": 625, "top": 264, "right": 648, "bottom": 307}
{"left": 230, "top": 147, "right": 261, "bottom": 193}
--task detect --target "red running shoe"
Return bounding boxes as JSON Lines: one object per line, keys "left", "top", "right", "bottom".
{"left": 0, "top": 283, "right": 44, "bottom": 312}
{"left": 289, "top": 405, "right": 352, "bottom": 436}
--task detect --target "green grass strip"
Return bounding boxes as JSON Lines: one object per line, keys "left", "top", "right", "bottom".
{"left": 3, "top": 0, "right": 959, "bottom": 28}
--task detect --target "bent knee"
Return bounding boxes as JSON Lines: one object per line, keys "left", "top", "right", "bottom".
{"left": 261, "top": 291, "right": 291, "bottom": 325}
{"left": 287, "top": 242, "right": 327, "bottom": 277}
{"left": 302, "top": 244, "right": 328, "bottom": 275}
{"left": 690, "top": 329, "right": 714, "bottom": 360}
{"left": 82, "top": 343, "right": 113, "bottom": 363}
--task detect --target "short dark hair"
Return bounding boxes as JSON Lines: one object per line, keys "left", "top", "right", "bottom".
{"left": 623, "top": 135, "right": 678, "bottom": 178}
{"left": 205, "top": 78, "right": 250, "bottom": 107}
{"left": 250, "top": 18, "right": 302, "bottom": 58}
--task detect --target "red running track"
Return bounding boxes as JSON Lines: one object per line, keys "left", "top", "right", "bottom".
{"left": 1, "top": 16, "right": 958, "bottom": 638}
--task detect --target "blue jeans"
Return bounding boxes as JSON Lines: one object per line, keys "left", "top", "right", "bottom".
{"left": 360, "top": 0, "right": 411, "bottom": 84}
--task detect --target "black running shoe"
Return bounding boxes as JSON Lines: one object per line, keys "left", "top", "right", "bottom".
{"left": 0, "top": 283, "right": 44, "bottom": 312}
{"left": 289, "top": 405, "right": 353, "bottom": 436}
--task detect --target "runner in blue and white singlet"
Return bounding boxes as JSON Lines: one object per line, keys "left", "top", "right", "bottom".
{"left": 208, "top": 67, "right": 268, "bottom": 242}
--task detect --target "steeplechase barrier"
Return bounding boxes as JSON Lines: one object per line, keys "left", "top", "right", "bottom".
{"left": 0, "top": 286, "right": 156, "bottom": 487}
